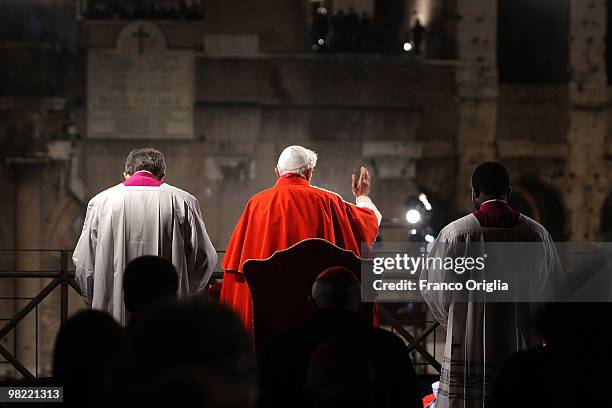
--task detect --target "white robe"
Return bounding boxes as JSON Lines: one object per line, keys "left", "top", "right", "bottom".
{"left": 73, "top": 183, "right": 218, "bottom": 324}
{"left": 420, "top": 213, "right": 563, "bottom": 408}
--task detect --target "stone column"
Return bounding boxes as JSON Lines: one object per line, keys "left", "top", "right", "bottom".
{"left": 13, "top": 162, "right": 45, "bottom": 375}
{"left": 2, "top": 98, "right": 68, "bottom": 375}
{"left": 565, "top": 0, "right": 608, "bottom": 241}
{"left": 453, "top": 0, "right": 498, "bottom": 214}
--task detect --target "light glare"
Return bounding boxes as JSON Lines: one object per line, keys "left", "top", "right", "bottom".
{"left": 405, "top": 209, "right": 421, "bottom": 224}
{"left": 419, "top": 193, "right": 432, "bottom": 211}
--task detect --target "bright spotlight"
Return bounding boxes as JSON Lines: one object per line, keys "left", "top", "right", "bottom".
{"left": 317, "top": 38, "right": 325, "bottom": 45}
{"left": 418, "top": 193, "right": 432, "bottom": 211}
{"left": 425, "top": 234, "right": 435, "bottom": 243}
{"left": 411, "top": 228, "right": 417, "bottom": 235}
{"left": 403, "top": 42, "right": 413, "bottom": 52}
{"left": 405, "top": 209, "right": 421, "bottom": 224}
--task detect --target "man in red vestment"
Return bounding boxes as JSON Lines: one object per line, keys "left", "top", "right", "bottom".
{"left": 221, "top": 145, "right": 382, "bottom": 332}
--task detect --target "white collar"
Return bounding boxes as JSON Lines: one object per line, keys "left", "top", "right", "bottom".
{"left": 481, "top": 199, "right": 507, "bottom": 205}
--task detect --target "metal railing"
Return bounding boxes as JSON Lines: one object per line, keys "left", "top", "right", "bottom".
{"left": 378, "top": 308, "right": 441, "bottom": 372}
{"left": 0, "top": 249, "right": 79, "bottom": 379}
{"left": 0, "top": 249, "right": 441, "bottom": 379}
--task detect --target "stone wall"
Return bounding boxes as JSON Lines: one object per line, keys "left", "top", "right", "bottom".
{"left": 74, "top": 54, "right": 458, "bottom": 247}
{"left": 563, "top": 0, "right": 609, "bottom": 241}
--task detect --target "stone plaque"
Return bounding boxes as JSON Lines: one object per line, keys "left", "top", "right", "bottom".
{"left": 87, "top": 21, "right": 194, "bottom": 139}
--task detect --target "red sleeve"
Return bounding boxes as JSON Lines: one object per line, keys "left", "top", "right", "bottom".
{"left": 345, "top": 204, "right": 379, "bottom": 247}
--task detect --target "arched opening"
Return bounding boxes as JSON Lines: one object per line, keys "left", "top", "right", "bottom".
{"left": 508, "top": 180, "right": 566, "bottom": 241}
{"left": 497, "top": 0, "right": 569, "bottom": 84}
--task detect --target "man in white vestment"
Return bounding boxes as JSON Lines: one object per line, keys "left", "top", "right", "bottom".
{"left": 420, "top": 162, "right": 564, "bottom": 408}
{"left": 73, "top": 147, "right": 217, "bottom": 324}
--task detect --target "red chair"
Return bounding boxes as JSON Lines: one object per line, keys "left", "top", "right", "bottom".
{"left": 243, "top": 238, "right": 374, "bottom": 352}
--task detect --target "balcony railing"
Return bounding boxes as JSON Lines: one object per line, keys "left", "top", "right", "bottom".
{"left": 79, "top": 0, "right": 204, "bottom": 20}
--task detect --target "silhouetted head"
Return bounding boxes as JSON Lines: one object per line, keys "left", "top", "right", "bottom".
{"left": 532, "top": 302, "right": 611, "bottom": 407}
{"left": 307, "top": 339, "right": 376, "bottom": 408}
{"left": 124, "top": 147, "right": 166, "bottom": 179}
{"left": 53, "top": 310, "right": 128, "bottom": 405}
{"left": 471, "top": 161, "right": 512, "bottom": 209}
{"left": 132, "top": 364, "right": 247, "bottom": 408}
{"left": 123, "top": 255, "right": 178, "bottom": 315}
{"left": 131, "top": 299, "right": 255, "bottom": 407}
{"left": 536, "top": 302, "right": 610, "bottom": 349}
{"left": 311, "top": 267, "right": 361, "bottom": 312}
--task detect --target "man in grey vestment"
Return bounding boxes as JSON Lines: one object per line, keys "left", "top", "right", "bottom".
{"left": 73, "top": 147, "right": 217, "bottom": 324}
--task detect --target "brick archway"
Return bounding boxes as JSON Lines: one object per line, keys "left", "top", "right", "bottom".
{"left": 509, "top": 180, "right": 566, "bottom": 241}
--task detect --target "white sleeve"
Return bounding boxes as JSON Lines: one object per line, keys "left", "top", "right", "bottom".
{"left": 420, "top": 231, "right": 452, "bottom": 328}
{"left": 73, "top": 200, "right": 98, "bottom": 307}
{"left": 186, "top": 201, "right": 218, "bottom": 295}
{"left": 356, "top": 195, "right": 382, "bottom": 226}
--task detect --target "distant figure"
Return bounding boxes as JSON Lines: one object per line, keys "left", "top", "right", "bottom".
{"left": 358, "top": 12, "right": 373, "bottom": 52}
{"left": 260, "top": 267, "right": 420, "bottom": 408}
{"left": 221, "top": 146, "right": 381, "bottom": 333}
{"left": 73, "top": 147, "right": 217, "bottom": 324}
{"left": 345, "top": 8, "right": 360, "bottom": 51}
{"left": 420, "top": 162, "right": 564, "bottom": 408}
{"left": 410, "top": 18, "right": 426, "bottom": 54}
{"left": 130, "top": 299, "right": 255, "bottom": 407}
{"left": 123, "top": 255, "right": 179, "bottom": 322}
{"left": 53, "top": 310, "right": 129, "bottom": 407}
{"left": 307, "top": 339, "right": 377, "bottom": 408}
{"left": 330, "top": 10, "right": 347, "bottom": 51}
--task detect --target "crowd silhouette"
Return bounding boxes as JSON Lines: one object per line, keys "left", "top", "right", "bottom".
{"left": 43, "top": 258, "right": 423, "bottom": 407}
{"left": 312, "top": 8, "right": 391, "bottom": 53}
{"left": 261, "top": 266, "right": 420, "bottom": 408}
{"left": 40, "top": 255, "right": 611, "bottom": 408}
{"left": 83, "top": 0, "right": 203, "bottom": 20}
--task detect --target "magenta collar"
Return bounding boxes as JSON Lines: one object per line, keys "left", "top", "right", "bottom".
{"left": 123, "top": 171, "right": 162, "bottom": 187}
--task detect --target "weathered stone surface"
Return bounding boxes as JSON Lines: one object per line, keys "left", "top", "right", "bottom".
{"left": 564, "top": 0, "right": 609, "bottom": 240}
{"left": 87, "top": 22, "right": 195, "bottom": 140}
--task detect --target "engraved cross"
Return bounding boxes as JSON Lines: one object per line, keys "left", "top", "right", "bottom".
{"left": 132, "top": 25, "right": 150, "bottom": 55}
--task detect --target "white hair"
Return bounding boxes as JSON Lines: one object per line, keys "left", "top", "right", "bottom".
{"left": 276, "top": 145, "right": 318, "bottom": 178}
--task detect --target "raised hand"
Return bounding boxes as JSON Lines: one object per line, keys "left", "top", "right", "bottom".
{"left": 352, "top": 166, "right": 371, "bottom": 197}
